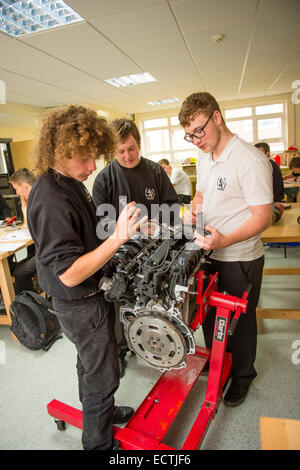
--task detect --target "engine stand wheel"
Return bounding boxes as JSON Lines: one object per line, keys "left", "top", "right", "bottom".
{"left": 55, "top": 419, "right": 66, "bottom": 431}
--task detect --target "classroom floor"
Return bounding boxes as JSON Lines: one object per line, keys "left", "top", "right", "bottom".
{"left": 0, "top": 244, "right": 299, "bottom": 451}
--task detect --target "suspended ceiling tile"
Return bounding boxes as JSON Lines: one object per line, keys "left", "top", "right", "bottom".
{"left": 66, "top": 46, "right": 143, "bottom": 79}
{"left": 247, "top": 15, "right": 300, "bottom": 67}
{"left": 0, "top": 0, "right": 299, "bottom": 119}
{"left": 67, "top": 0, "right": 166, "bottom": 20}
{"left": 20, "top": 23, "right": 111, "bottom": 60}
{"left": 6, "top": 92, "right": 58, "bottom": 108}
{"left": 0, "top": 41, "right": 51, "bottom": 72}
{"left": 0, "top": 69, "right": 39, "bottom": 95}
{"left": 185, "top": 20, "right": 252, "bottom": 58}
{"left": 0, "top": 31, "right": 15, "bottom": 43}
{"left": 257, "top": 0, "right": 300, "bottom": 17}
{"left": 141, "top": 51, "right": 199, "bottom": 83}
{"left": 121, "top": 33, "right": 187, "bottom": 61}
{"left": 122, "top": 82, "right": 170, "bottom": 98}
{"left": 240, "top": 14, "right": 300, "bottom": 95}
{"left": 170, "top": 0, "right": 258, "bottom": 31}
{"left": 269, "top": 54, "right": 300, "bottom": 93}
{"left": 90, "top": 4, "right": 178, "bottom": 43}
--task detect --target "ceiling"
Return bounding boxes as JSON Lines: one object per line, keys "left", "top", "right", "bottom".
{"left": 0, "top": 0, "right": 300, "bottom": 127}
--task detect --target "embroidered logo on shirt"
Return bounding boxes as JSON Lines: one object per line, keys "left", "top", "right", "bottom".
{"left": 145, "top": 187, "right": 156, "bottom": 200}
{"left": 217, "top": 177, "right": 226, "bottom": 191}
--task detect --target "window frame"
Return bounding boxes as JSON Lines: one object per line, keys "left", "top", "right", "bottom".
{"left": 138, "top": 98, "right": 288, "bottom": 163}
{"left": 139, "top": 113, "right": 201, "bottom": 164}
{"left": 224, "top": 100, "right": 287, "bottom": 152}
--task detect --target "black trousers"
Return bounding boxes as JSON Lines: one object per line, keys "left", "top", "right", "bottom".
{"left": 203, "top": 256, "right": 264, "bottom": 387}
{"left": 52, "top": 294, "right": 120, "bottom": 450}
{"left": 13, "top": 255, "right": 36, "bottom": 294}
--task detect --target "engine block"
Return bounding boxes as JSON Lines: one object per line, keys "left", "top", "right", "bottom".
{"left": 99, "top": 222, "right": 209, "bottom": 371}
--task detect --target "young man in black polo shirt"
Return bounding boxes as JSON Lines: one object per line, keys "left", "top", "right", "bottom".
{"left": 92, "top": 119, "right": 179, "bottom": 376}
{"left": 27, "top": 105, "right": 146, "bottom": 450}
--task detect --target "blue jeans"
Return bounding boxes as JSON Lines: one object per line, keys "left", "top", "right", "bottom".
{"left": 52, "top": 293, "right": 119, "bottom": 450}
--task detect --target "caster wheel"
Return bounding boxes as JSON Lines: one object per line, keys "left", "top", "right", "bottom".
{"left": 55, "top": 419, "right": 66, "bottom": 431}
{"left": 297, "top": 216, "right": 300, "bottom": 224}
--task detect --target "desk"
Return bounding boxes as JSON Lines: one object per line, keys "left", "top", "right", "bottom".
{"left": 259, "top": 203, "right": 300, "bottom": 320}
{"left": 260, "top": 417, "right": 300, "bottom": 450}
{"left": 0, "top": 229, "right": 33, "bottom": 326}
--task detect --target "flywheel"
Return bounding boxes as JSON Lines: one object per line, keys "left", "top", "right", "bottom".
{"left": 127, "top": 314, "right": 189, "bottom": 371}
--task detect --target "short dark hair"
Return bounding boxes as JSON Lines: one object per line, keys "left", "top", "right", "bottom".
{"left": 9, "top": 168, "right": 36, "bottom": 186}
{"left": 112, "top": 118, "right": 141, "bottom": 148}
{"left": 255, "top": 142, "right": 270, "bottom": 154}
{"left": 289, "top": 156, "right": 300, "bottom": 170}
{"left": 158, "top": 158, "right": 170, "bottom": 166}
{"left": 178, "top": 92, "right": 222, "bottom": 127}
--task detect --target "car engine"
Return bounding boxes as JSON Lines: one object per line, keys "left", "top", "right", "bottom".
{"left": 99, "top": 222, "right": 210, "bottom": 372}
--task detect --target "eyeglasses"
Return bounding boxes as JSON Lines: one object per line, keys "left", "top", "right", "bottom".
{"left": 184, "top": 111, "right": 215, "bottom": 143}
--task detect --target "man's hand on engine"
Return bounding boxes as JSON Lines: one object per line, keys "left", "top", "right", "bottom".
{"left": 182, "top": 209, "right": 197, "bottom": 225}
{"left": 194, "top": 225, "right": 227, "bottom": 251}
{"left": 114, "top": 202, "right": 148, "bottom": 243}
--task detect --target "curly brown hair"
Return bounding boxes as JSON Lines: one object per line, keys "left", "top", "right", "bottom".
{"left": 178, "top": 92, "right": 222, "bottom": 127}
{"left": 34, "top": 105, "right": 117, "bottom": 174}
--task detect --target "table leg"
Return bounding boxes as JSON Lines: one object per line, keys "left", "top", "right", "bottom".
{"left": 0, "top": 258, "right": 15, "bottom": 326}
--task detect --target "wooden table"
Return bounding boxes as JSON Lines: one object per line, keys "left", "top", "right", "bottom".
{"left": 260, "top": 417, "right": 300, "bottom": 450}
{"left": 259, "top": 203, "right": 300, "bottom": 319}
{"left": 0, "top": 229, "right": 33, "bottom": 326}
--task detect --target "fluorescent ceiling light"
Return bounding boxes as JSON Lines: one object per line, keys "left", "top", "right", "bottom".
{"left": 148, "top": 98, "right": 180, "bottom": 106}
{"left": 105, "top": 72, "right": 156, "bottom": 88}
{"left": 0, "top": 0, "right": 84, "bottom": 37}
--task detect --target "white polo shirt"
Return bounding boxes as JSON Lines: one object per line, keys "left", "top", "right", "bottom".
{"left": 171, "top": 168, "right": 192, "bottom": 196}
{"left": 196, "top": 134, "right": 273, "bottom": 262}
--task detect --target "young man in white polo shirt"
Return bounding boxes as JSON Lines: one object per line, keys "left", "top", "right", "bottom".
{"left": 179, "top": 92, "right": 273, "bottom": 407}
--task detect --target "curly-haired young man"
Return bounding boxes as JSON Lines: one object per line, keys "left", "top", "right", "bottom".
{"left": 27, "top": 105, "right": 146, "bottom": 450}
{"left": 179, "top": 92, "right": 273, "bottom": 407}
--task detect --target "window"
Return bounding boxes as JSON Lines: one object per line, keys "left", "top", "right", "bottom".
{"left": 140, "top": 115, "right": 200, "bottom": 164}
{"left": 225, "top": 101, "right": 286, "bottom": 153}
{"left": 225, "top": 107, "right": 252, "bottom": 119}
{"left": 139, "top": 99, "right": 287, "bottom": 163}
{"left": 226, "top": 119, "right": 253, "bottom": 142}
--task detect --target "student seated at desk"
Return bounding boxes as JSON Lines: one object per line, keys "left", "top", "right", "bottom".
{"left": 0, "top": 192, "right": 12, "bottom": 220}
{"left": 158, "top": 158, "right": 192, "bottom": 204}
{"left": 283, "top": 156, "right": 300, "bottom": 181}
{"left": 8, "top": 168, "right": 37, "bottom": 294}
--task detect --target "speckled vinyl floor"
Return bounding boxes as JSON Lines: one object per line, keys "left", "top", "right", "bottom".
{"left": 0, "top": 245, "right": 299, "bottom": 451}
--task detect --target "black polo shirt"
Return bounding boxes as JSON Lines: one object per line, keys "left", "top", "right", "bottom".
{"left": 269, "top": 159, "right": 284, "bottom": 202}
{"left": 92, "top": 157, "right": 179, "bottom": 221}
{"left": 27, "top": 169, "right": 102, "bottom": 300}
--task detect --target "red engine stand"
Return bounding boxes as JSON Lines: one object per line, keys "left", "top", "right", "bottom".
{"left": 47, "top": 271, "right": 248, "bottom": 450}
